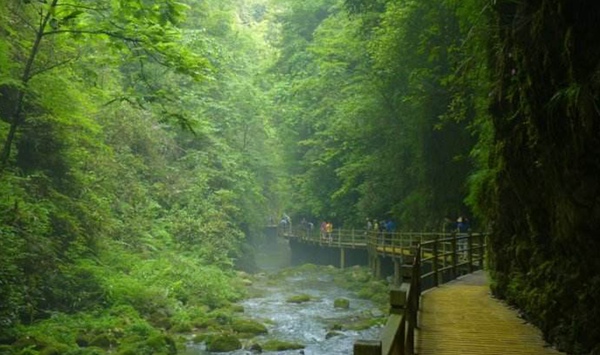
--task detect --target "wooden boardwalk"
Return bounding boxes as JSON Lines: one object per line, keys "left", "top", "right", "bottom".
{"left": 417, "top": 271, "right": 563, "bottom": 355}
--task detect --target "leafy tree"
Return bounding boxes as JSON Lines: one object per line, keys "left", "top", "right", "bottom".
{"left": 0, "top": 0, "right": 208, "bottom": 168}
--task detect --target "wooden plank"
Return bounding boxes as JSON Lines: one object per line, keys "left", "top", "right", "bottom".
{"left": 417, "top": 271, "right": 564, "bottom": 355}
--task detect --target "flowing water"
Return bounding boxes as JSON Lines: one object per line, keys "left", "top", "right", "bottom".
{"left": 185, "top": 241, "right": 383, "bottom": 355}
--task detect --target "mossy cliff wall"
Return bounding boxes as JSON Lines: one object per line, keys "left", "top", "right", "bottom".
{"left": 484, "top": 1, "right": 600, "bottom": 353}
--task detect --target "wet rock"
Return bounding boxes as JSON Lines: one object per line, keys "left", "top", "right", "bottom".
{"left": 232, "top": 318, "right": 268, "bottom": 336}
{"left": 249, "top": 342, "right": 263, "bottom": 353}
{"left": 207, "top": 334, "right": 242, "bottom": 352}
{"left": 370, "top": 308, "right": 384, "bottom": 318}
{"left": 261, "top": 339, "right": 305, "bottom": 351}
{"left": 334, "top": 297, "right": 350, "bottom": 309}
{"left": 325, "top": 331, "right": 343, "bottom": 339}
{"left": 286, "top": 294, "right": 311, "bottom": 303}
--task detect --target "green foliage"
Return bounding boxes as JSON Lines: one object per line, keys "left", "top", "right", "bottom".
{"left": 270, "top": 0, "right": 477, "bottom": 229}
{"left": 2, "top": 0, "right": 595, "bottom": 354}
{"left": 464, "top": 0, "right": 600, "bottom": 353}
{"left": 0, "top": 0, "right": 281, "bottom": 352}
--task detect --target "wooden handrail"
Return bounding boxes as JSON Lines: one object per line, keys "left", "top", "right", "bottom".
{"left": 354, "top": 233, "right": 487, "bottom": 355}
{"left": 355, "top": 247, "right": 421, "bottom": 355}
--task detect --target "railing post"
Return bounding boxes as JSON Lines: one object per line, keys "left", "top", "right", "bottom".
{"left": 390, "top": 285, "right": 408, "bottom": 314}
{"left": 451, "top": 232, "right": 457, "bottom": 279}
{"left": 479, "top": 233, "right": 485, "bottom": 269}
{"left": 442, "top": 237, "right": 446, "bottom": 274}
{"left": 433, "top": 237, "right": 439, "bottom": 287}
{"left": 412, "top": 246, "right": 421, "bottom": 324}
{"left": 354, "top": 340, "right": 382, "bottom": 355}
{"left": 468, "top": 232, "right": 474, "bottom": 273}
{"left": 352, "top": 228, "right": 355, "bottom": 247}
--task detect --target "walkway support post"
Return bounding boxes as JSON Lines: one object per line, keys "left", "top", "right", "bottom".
{"left": 340, "top": 248, "right": 346, "bottom": 270}
{"left": 354, "top": 340, "right": 382, "bottom": 355}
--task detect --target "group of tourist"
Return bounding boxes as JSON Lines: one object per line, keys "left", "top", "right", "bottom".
{"left": 443, "top": 215, "right": 471, "bottom": 234}
{"left": 365, "top": 218, "right": 396, "bottom": 233}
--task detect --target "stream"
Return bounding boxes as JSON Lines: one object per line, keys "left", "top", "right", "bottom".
{"left": 185, "top": 241, "right": 383, "bottom": 355}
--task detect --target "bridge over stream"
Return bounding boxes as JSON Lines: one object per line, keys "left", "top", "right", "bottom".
{"left": 275, "top": 226, "right": 562, "bottom": 355}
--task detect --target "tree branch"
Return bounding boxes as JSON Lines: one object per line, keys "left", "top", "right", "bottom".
{"left": 42, "top": 29, "right": 140, "bottom": 43}
{"left": 55, "top": 3, "right": 109, "bottom": 12}
{"left": 29, "top": 56, "right": 79, "bottom": 78}
{"left": 8, "top": 5, "right": 37, "bottom": 33}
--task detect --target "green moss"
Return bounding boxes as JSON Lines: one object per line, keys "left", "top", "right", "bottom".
{"left": 206, "top": 334, "right": 241, "bottom": 352}
{"left": 261, "top": 339, "right": 304, "bottom": 351}
{"left": 229, "top": 304, "right": 245, "bottom": 313}
{"left": 330, "top": 323, "right": 343, "bottom": 331}
{"left": 333, "top": 298, "right": 350, "bottom": 309}
{"left": 286, "top": 294, "right": 311, "bottom": 303}
{"left": 116, "top": 334, "right": 176, "bottom": 355}
{"left": 231, "top": 318, "right": 268, "bottom": 335}
{"left": 345, "top": 318, "right": 383, "bottom": 330}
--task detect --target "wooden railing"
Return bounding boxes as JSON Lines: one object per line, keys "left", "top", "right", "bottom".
{"left": 285, "top": 226, "right": 464, "bottom": 251}
{"left": 354, "top": 233, "right": 487, "bottom": 355}
{"left": 290, "top": 227, "right": 371, "bottom": 248}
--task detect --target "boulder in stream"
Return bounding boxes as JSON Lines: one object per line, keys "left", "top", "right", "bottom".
{"left": 261, "top": 339, "right": 305, "bottom": 351}
{"left": 286, "top": 294, "right": 311, "bottom": 303}
{"left": 333, "top": 297, "right": 350, "bottom": 309}
{"left": 206, "top": 334, "right": 242, "bottom": 352}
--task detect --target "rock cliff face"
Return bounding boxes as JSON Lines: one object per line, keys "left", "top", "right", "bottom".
{"left": 484, "top": 1, "right": 600, "bottom": 353}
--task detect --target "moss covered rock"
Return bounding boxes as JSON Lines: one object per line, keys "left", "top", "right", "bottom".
{"left": 231, "top": 318, "right": 268, "bottom": 336}
{"left": 261, "top": 339, "right": 304, "bottom": 351}
{"left": 333, "top": 298, "right": 350, "bottom": 309}
{"left": 286, "top": 294, "right": 311, "bottom": 303}
{"left": 206, "top": 334, "right": 242, "bottom": 352}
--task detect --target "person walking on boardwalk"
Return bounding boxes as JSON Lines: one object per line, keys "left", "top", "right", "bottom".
{"left": 320, "top": 221, "right": 327, "bottom": 240}
{"left": 326, "top": 222, "right": 333, "bottom": 242}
